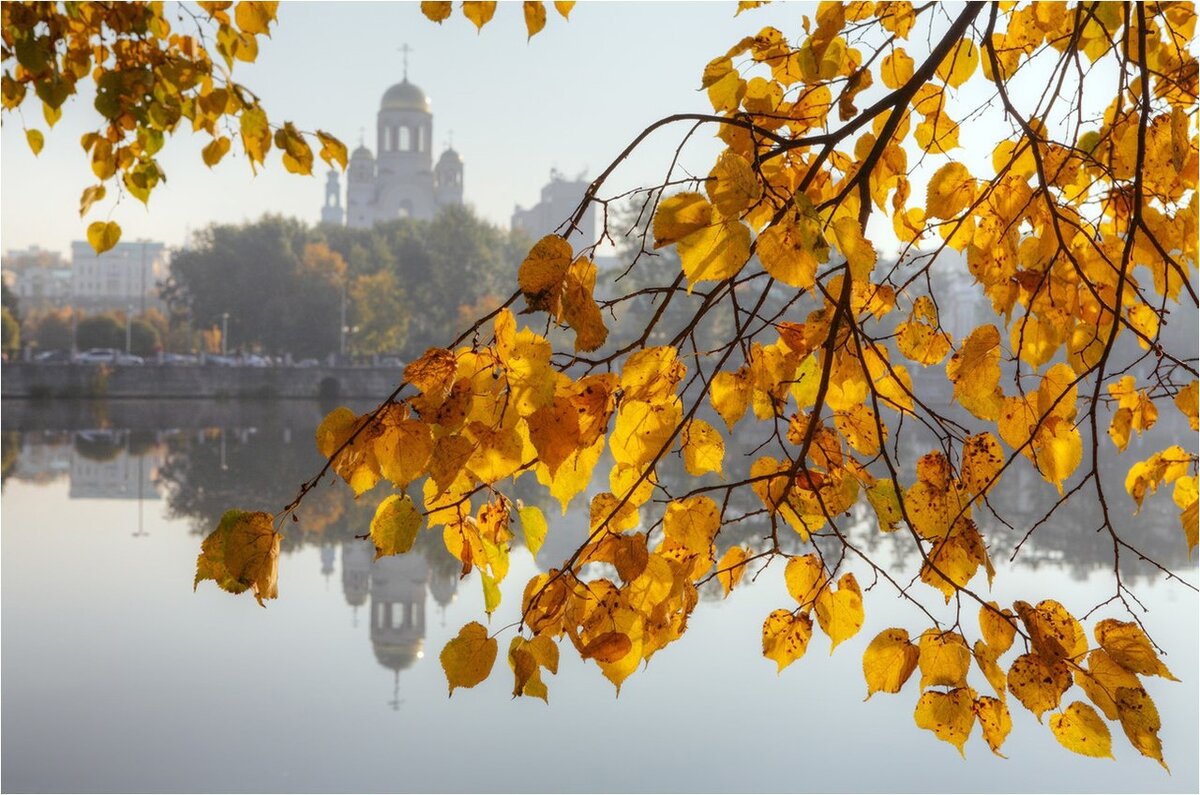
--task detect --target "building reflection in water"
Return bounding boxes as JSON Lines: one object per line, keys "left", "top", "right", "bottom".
{"left": 340, "top": 539, "right": 459, "bottom": 708}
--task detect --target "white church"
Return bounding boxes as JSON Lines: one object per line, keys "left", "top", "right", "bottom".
{"left": 321, "top": 64, "right": 464, "bottom": 228}
{"left": 320, "top": 59, "right": 594, "bottom": 245}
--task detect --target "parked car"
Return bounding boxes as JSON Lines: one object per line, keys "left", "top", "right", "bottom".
{"left": 161, "top": 353, "right": 200, "bottom": 366}
{"left": 294, "top": 358, "right": 320, "bottom": 368}
{"left": 204, "top": 354, "right": 238, "bottom": 367}
{"left": 241, "top": 354, "right": 270, "bottom": 367}
{"left": 34, "top": 349, "right": 72, "bottom": 364}
{"left": 76, "top": 348, "right": 143, "bottom": 365}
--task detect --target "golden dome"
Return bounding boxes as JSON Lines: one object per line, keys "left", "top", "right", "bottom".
{"left": 381, "top": 79, "right": 431, "bottom": 113}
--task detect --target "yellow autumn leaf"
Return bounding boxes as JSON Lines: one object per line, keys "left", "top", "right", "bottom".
{"left": 1094, "top": 618, "right": 1179, "bottom": 681}
{"left": 834, "top": 404, "right": 885, "bottom": 457}
{"left": 1174, "top": 380, "right": 1198, "bottom": 431}
{"left": 919, "top": 518, "right": 991, "bottom": 603}
{"left": 880, "top": 48, "right": 914, "bottom": 89}
{"left": 441, "top": 621, "right": 498, "bottom": 694}
{"left": 862, "top": 628, "right": 919, "bottom": 699}
{"left": 369, "top": 493, "right": 422, "bottom": 559}
{"left": 896, "top": 319, "right": 952, "bottom": 366}
{"left": 202, "top": 135, "right": 232, "bottom": 167}
{"left": 710, "top": 368, "right": 752, "bottom": 431}
{"left": 1174, "top": 476, "right": 1198, "bottom": 557}
{"left": 959, "top": 432, "right": 1003, "bottom": 497}
{"left": 973, "top": 641, "right": 1008, "bottom": 701}
{"left": 936, "top": 38, "right": 979, "bottom": 88}
{"left": 663, "top": 495, "right": 720, "bottom": 556}
{"left": 866, "top": 478, "right": 904, "bottom": 532}
{"left": 914, "top": 688, "right": 976, "bottom": 756}
{"left": 461, "top": 1, "right": 497, "bottom": 31}
{"left": 707, "top": 150, "right": 761, "bottom": 218}
{"left": 814, "top": 572, "right": 864, "bottom": 651}
{"left": 1013, "top": 598, "right": 1088, "bottom": 663}
{"left": 517, "top": 234, "right": 572, "bottom": 311}
{"left": 973, "top": 695, "right": 1012, "bottom": 757}
{"left": 1075, "top": 649, "right": 1143, "bottom": 721}
{"left": 832, "top": 216, "right": 877, "bottom": 281}
{"left": 681, "top": 419, "right": 724, "bottom": 477}
{"left": 918, "top": 630, "right": 970, "bottom": 689}
{"left": 375, "top": 418, "right": 433, "bottom": 488}
{"left": 1115, "top": 686, "right": 1168, "bottom": 769}
{"left": 315, "top": 130, "right": 347, "bottom": 170}
{"left": 508, "top": 635, "right": 558, "bottom": 702}
{"left": 553, "top": 1, "right": 574, "bottom": 18}
{"left": 946, "top": 324, "right": 1002, "bottom": 421}
{"left": 234, "top": 1, "right": 276, "bottom": 35}
{"left": 1007, "top": 652, "right": 1072, "bottom": 721}
{"left": 762, "top": 609, "right": 813, "bottom": 673}
{"left": 716, "top": 546, "right": 750, "bottom": 596}
{"left": 25, "top": 128, "right": 43, "bottom": 155}
{"left": 678, "top": 217, "right": 751, "bottom": 289}
{"left": 78, "top": 184, "right": 106, "bottom": 217}
{"left": 1032, "top": 416, "right": 1082, "bottom": 494}
{"left": 784, "top": 553, "right": 826, "bottom": 610}
{"left": 1050, "top": 702, "right": 1114, "bottom": 759}
{"left": 523, "top": 1, "right": 547, "bottom": 38}
{"left": 515, "top": 504, "right": 549, "bottom": 560}
{"left": 926, "top": 161, "right": 974, "bottom": 219}
{"left": 194, "top": 509, "right": 280, "bottom": 606}
{"left": 611, "top": 398, "right": 681, "bottom": 468}
{"left": 653, "top": 192, "right": 712, "bottom": 248}
{"left": 979, "top": 602, "right": 1016, "bottom": 656}
{"left": 86, "top": 220, "right": 121, "bottom": 254}
{"left": 420, "top": 1, "right": 452, "bottom": 23}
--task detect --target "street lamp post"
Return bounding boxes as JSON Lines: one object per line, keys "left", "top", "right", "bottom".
{"left": 221, "top": 312, "right": 229, "bottom": 356}
{"left": 125, "top": 305, "right": 133, "bottom": 354}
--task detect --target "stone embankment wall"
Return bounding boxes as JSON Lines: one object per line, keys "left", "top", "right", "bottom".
{"left": 1, "top": 363, "right": 402, "bottom": 401}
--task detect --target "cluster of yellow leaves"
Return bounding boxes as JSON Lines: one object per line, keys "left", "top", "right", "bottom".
{"left": 420, "top": 1, "right": 574, "bottom": 38}
{"left": 862, "top": 601, "right": 1175, "bottom": 766}
{"left": 1, "top": 1, "right": 346, "bottom": 252}
{"left": 186, "top": 1, "right": 1197, "bottom": 764}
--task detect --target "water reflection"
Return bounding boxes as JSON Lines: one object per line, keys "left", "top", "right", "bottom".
{"left": 1, "top": 399, "right": 1195, "bottom": 792}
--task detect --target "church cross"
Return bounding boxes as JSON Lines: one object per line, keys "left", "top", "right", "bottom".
{"left": 399, "top": 43, "right": 413, "bottom": 79}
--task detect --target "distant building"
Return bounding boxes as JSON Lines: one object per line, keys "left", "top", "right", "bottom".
{"left": 70, "top": 239, "right": 167, "bottom": 312}
{"left": 324, "top": 66, "right": 464, "bottom": 228}
{"left": 2, "top": 246, "right": 71, "bottom": 309}
{"left": 68, "top": 435, "right": 162, "bottom": 500}
{"left": 511, "top": 169, "right": 595, "bottom": 245}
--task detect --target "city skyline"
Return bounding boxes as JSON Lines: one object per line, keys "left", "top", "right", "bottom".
{"left": 1, "top": 3, "right": 800, "bottom": 257}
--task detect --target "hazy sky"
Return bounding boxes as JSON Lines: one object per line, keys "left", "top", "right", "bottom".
{"left": 1, "top": 1, "right": 823, "bottom": 258}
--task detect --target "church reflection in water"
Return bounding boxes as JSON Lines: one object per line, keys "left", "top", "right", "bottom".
{"left": 340, "top": 538, "right": 459, "bottom": 707}
{"left": 3, "top": 396, "right": 1195, "bottom": 707}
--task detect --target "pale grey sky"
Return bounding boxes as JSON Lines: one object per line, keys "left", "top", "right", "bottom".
{"left": 1, "top": 1, "right": 827, "bottom": 257}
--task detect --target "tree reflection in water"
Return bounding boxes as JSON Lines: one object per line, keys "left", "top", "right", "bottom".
{"left": 1, "top": 398, "right": 1192, "bottom": 691}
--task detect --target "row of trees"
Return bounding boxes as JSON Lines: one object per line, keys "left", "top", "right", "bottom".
{"left": 18, "top": 306, "right": 168, "bottom": 357}
{"left": 163, "top": 206, "right": 528, "bottom": 360}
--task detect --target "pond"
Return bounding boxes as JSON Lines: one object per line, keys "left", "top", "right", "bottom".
{"left": 2, "top": 400, "right": 1196, "bottom": 793}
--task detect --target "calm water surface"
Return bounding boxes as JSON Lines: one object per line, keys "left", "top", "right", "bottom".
{"left": 2, "top": 400, "right": 1196, "bottom": 793}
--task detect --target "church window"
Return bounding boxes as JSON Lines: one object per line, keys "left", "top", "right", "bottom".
{"left": 399, "top": 126, "right": 411, "bottom": 151}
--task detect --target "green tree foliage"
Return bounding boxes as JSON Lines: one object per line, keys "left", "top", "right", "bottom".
{"left": 128, "top": 317, "right": 160, "bottom": 357}
{"left": 164, "top": 216, "right": 342, "bottom": 358}
{"left": 1, "top": 1, "right": 347, "bottom": 252}
{"left": 2, "top": 281, "right": 20, "bottom": 324}
{"left": 1, "top": 306, "right": 20, "bottom": 356}
{"left": 75, "top": 313, "right": 123, "bottom": 351}
{"left": 165, "top": 208, "right": 524, "bottom": 358}
{"left": 349, "top": 269, "right": 408, "bottom": 356}
{"left": 25, "top": 307, "right": 74, "bottom": 351}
